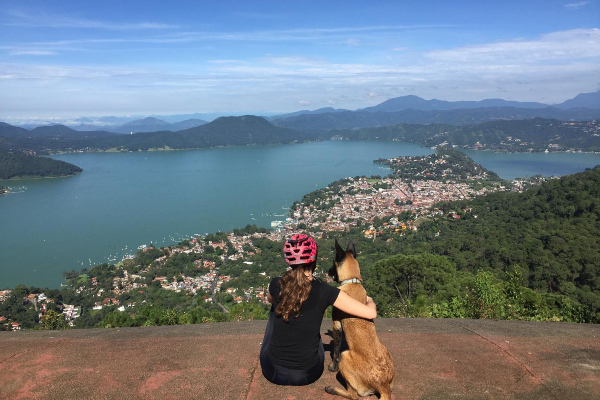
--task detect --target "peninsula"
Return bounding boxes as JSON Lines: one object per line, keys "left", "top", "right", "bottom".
{"left": 0, "top": 151, "right": 82, "bottom": 180}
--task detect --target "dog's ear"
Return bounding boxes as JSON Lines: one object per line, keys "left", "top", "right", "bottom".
{"left": 328, "top": 263, "right": 338, "bottom": 281}
{"left": 335, "top": 239, "right": 345, "bottom": 263}
{"left": 346, "top": 241, "right": 357, "bottom": 259}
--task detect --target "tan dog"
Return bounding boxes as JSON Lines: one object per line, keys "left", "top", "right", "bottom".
{"left": 326, "top": 240, "right": 394, "bottom": 400}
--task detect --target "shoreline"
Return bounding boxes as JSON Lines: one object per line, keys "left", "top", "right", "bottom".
{"left": 2, "top": 144, "right": 599, "bottom": 289}
{"left": 48, "top": 140, "right": 317, "bottom": 156}
{"left": 46, "top": 139, "right": 600, "bottom": 156}
{"left": 0, "top": 171, "right": 82, "bottom": 182}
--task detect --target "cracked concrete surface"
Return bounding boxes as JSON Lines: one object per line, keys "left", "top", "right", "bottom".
{"left": 0, "top": 319, "right": 598, "bottom": 399}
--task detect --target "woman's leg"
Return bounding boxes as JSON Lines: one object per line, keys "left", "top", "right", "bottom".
{"left": 260, "top": 311, "right": 277, "bottom": 381}
{"left": 260, "top": 318, "right": 324, "bottom": 386}
{"left": 303, "top": 338, "right": 325, "bottom": 385}
{"left": 260, "top": 310, "right": 274, "bottom": 359}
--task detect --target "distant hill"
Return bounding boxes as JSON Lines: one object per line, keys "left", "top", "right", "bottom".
{"left": 555, "top": 90, "right": 600, "bottom": 110}
{"left": 348, "top": 90, "right": 600, "bottom": 113}
{"left": 331, "top": 118, "right": 600, "bottom": 152}
{"left": 30, "top": 124, "right": 85, "bottom": 137}
{"left": 361, "top": 95, "right": 549, "bottom": 112}
{"left": 1, "top": 124, "right": 118, "bottom": 139}
{"left": 0, "top": 116, "right": 308, "bottom": 153}
{"left": 173, "top": 115, "right": 305, "bottom": 147}
{"left": 0, "top": 123, "right": 118, "bottom": 139}
{"left": 424, "top": 118, "right": 600, "bottom": 151}
{"left": 2, "top": 116, "right": 599, "bottom": 154}
{"left": 269, "top": 91, "right": 600, "bottom": 121}
{"left": 0, "top": 151, "right": 82, "bottom": 180}
{"left": 72, "top": 117, "right": 208, "bottom": 134}
{"left": 122, "top": 117, "right": 170, "bottom": 128}
{"left": 170, "top": 119, "right": 209, "bottom": 131}
{"left": 70, "top": 124, "right": 108, "bottom": 132}
{"left": 0, "top": 122, "right": 29, "bottom": 137}
{"left": 273, "top": 107, "right": 600, "bottom": 131}
{"left": 269, "top": 107, "right": 349, "bottom": 121}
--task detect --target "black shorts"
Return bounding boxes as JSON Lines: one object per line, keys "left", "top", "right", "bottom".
{"left": 259, "top": 311, "right": 325, "bottom": 386}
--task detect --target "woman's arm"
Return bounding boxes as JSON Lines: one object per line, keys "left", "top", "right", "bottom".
{"left": 333, "top": 291, "right": 377, "bottom": 319}
{"left": 267, "top": 293, "right": 274, "bottom": 304}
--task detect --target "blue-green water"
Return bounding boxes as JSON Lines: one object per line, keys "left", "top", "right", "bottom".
{"left": 0, "top": 141, "right": 430, "bottom": 288}
{"left": 1, "top": 142, "right": 599, "bottom": 289}
{"left": 461, "top": 150, "right": 600, "bottom": 179}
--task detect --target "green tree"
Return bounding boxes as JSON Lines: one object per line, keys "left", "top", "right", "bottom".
{"left": 42, "top": 309, "right": 68, "bottom": 330}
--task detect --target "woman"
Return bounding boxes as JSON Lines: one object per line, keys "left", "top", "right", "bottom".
{"left": 260, "top": 233, "right": 377, "bottom": 386}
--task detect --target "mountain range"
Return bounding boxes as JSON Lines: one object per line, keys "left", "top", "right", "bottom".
{"left": 1, "top": 90, "right": 600, "bottom": 154}
{"left": 272, "top": 90, "right": 600, "bottom": 118}
{"left": 10, "top": 90, "right": 600, "bottom": 131}
{"left": 0, "top": 116, "right": 307, "bottom": 154}
{"left": 358, "top": 91, "right": 600, "bottom": 113}
{"left": 267, "top": 90, "right": 600, "bottom": 130}
{"left": 2, "top": 115, "right": 599, "bottom": 155}
{"left": 272, "top": 107, "right": 600, "bottom": 131}
{"left": 73, "top": 117, "right": 208, "bottom": 134}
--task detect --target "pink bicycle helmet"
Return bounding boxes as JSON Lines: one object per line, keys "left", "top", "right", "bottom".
{"left": 283, "top": 234, "right": 318, "bottom": 266}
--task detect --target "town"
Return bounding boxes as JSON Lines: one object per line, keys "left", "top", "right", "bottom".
{"left": 0, "top": 149, "right": 551, "bottom": 331}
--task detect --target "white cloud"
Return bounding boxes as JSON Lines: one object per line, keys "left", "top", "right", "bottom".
{"left": 425, "top": 29, "right": 600, "bottom": 63}
{"left": 8, "top": 50, "right": 56, "bottom": 56}
{"left": 7, "top": 24, "right": 455, "bottom": 49}
{"left": 3, "top": 10, "right": 178, "bottom": 30}
{"left": 564, "top": 1, "right": 590, "bottom": 9}
{"left": 1, "top": 28, "right": 598, "bottom": 115}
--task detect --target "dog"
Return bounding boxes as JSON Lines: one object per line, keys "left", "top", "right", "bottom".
{"left": 325, "top": 240, "right": 395, "bottom": 400}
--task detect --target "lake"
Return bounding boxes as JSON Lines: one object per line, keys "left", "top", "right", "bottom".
{"left": 1, "top": 141, "right": 599, "bottom": 288}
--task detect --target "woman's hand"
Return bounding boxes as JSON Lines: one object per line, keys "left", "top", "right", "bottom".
{"left": 333, "top": 291, "right": 377, "bottom": 320}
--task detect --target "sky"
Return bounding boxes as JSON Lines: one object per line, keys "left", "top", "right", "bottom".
{"left": 0, "top": 0, "right": 599, "bottom": 122}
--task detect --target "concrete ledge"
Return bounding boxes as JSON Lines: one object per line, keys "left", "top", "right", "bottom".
{"left": 0, "top": 318, "right": 598, "bottom": 399}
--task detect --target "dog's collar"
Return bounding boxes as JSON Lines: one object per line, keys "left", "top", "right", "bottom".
{"left": 339, "top": 278, "right": 362, "bottom": 286}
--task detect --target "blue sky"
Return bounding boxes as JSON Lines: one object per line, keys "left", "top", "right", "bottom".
{"left": 0, "top": 0, "right": 599, "bottom": 121}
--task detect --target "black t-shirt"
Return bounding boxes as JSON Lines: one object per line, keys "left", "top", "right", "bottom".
{"left": 267, "top": 277, "right": 340, "bottom": 369}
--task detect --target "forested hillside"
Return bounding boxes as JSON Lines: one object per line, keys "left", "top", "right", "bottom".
{"left": 2, "top": 167, "right": 599, "bottom": 329}
{"left": 0, "top": 152, "right": 82, "bottom": 180}
{"left": 358, "top": 166, "right": 600, "bottom": 322}
{"left": 0, "top": 116, "right": 309, "bottom": 154}
{"left": 332, "top": 118, "right": 600, "bottom": 152}
{"left": 274, "top": 107, "right": 600, "bottom": 131}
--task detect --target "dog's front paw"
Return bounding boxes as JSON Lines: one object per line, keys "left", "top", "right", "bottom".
{"left": 328, "top": 363, "right": 339, "bottom": 372}
{"left": 325, "top": 386, "right": 335, "bottom": 394}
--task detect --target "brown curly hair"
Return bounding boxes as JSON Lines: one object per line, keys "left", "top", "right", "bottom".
{"left": 276, "top": 263, "right": 315, "bottom": 322}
